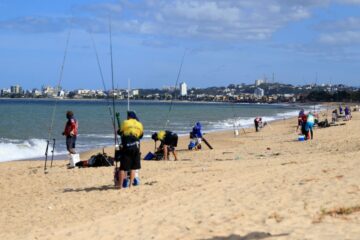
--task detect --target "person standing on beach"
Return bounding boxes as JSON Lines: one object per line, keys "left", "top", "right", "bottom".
{"left": 254, "top": 117, "right": 262, "bottom": 132}
{"left": 297, "top": 109, "right": 305, "bottom": 132}
{"left": 117, "top": 111, "right": 143, "bottom": 188}
{"left": 301, "top": 113, "right": 308, "bottom": 137}
{"left": 152, "top": 130, "right": 178, "bottom": 160}
{"left": 62, "top": 111, "right": 78, "bottom": 154}
{"left": 305, "top": 112, "right": 315, "bottom": 140}
{"left": 332, "top": 109, "right": 338, "bottom": 123}
{"left": 344, "top": 106, "right": 351, "bottom": 121}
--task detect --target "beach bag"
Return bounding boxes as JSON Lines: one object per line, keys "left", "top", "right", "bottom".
{"left": 188, "top": 140, "right": 196, "bottom": 150}
{"left": 75, "top": 160, "right": 89, "bottom": 167}
{"left": 144, "top": 152, "right": 156, "bottom": 160}
{"left": 69, "top": 153, "right": 80, "bottom": 167}
{"left": 90, "top": 153, "right": 114, "bottom": 167}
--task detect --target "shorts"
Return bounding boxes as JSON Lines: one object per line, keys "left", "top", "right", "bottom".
{"left": 120, "top": 146, "right": 141, "bottom": 171}
{"left": 164, "top": 134, "right": 178, "bottom": 147}
{"left": 66, "top": 136, "right": 76, "bottom": 151}
{"left": 305, "top": 122, "right": 314, "bottom": 132}
{"left": 298, "top": 119, "right": 302, "bottom": 126}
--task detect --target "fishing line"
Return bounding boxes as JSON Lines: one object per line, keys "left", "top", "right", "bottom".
{"left": 108, "top": 18, "right": 119, "bottom": 147}
{"left": 164, "top": 49, "right": 187, "bottom": 129}
{"left": 230, "top": 101, "right": 246, "bottom": 135}
{"left": 89, "top": 31, "right": 118, "bottom": 141}
{"left": 44, "top": 29, "right": 72, "bottom": 172}
{"left": 47, "top": 30, "right": 72, "bottom": 141}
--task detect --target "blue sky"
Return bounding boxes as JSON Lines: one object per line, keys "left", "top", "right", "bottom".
{"left": 1, "top": 0, "right": 360, "bottom": 90}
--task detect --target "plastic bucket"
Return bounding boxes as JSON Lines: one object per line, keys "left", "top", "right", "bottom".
{"left": 69, "top": 154, "right": 80, "bottom": 167}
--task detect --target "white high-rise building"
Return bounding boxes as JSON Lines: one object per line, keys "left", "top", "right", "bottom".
{"left": 180, "top": 82, "right": 187, "bottom": 96}
{"left": 254, "top": 87, "right": 264, "bottom": 98}
{"left": 10, "top": 85, "right": 21, "bottom": 94}
{"left": 255, "top": 79, "right": 266, "bottom": 86}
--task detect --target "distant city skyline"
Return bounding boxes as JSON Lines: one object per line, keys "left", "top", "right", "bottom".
{"left": 1, "top": 1, "right": 360, "bottom": 90}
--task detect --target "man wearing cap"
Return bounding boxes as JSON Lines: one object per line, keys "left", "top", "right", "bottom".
{"left": 117, "top": 111, "right": 143, "bottom": 188}
{"left": 62, "top": 110, "right": 78, "bottom": 154}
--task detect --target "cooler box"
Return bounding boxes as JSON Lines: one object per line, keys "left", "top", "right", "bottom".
{"left": 298, "top": 135, "right": 305, "bottom": 141}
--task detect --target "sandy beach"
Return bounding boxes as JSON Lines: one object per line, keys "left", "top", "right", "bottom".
{"left": 1, "top": 110, "right": 360, "bottom": 240}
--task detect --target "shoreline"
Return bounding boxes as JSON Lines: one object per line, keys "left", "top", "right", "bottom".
{"left": 0, "top": 105, "right": 324, "bottom": 163}
{"left": 0, "top": 96, "right": 347, "bottom": 105}
{"left": 0, "top": 109, "right": 359, "bottom": 239}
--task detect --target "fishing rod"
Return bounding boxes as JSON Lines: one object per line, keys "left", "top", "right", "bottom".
{"left": 235, "top": 117, "right": 247, "bottom": 135}
{"left": 44, "top": 30, "right": 72, "bottom": 173}
{"left": 231, "top": 101, "right": 239, "bottom": 136}
{"left": 313, "top": 72, "right": 318, "bottom": 113}
{"left": 89, "top": 32, "right": 118, "bottom": 143}
{"left": 109, "top": 19, "right": 118, "bottom": 147}
{"left": 107, "top": 18, "right": 123, "bottom": 187}
{"left": 230, "top": 100, "right": 246, "bottom": 136}
{"left": 127, "top": 78, "right": 130, "bottom": 111}
{"left": 164, "top": 49, "right": 187, "bottom": 129}
{"left": 50, "top": 139, "right": 56, "bottom": 167}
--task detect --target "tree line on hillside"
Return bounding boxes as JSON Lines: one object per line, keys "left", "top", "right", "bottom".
{"left": 305, "top": 90, "right": 360, "bottom": 102}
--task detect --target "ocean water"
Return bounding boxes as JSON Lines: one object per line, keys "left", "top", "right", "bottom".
{"left": 0, "top": 99, "right": 318, "bottom": 162}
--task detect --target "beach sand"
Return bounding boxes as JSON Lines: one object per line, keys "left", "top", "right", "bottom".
{"left": 1, "top": 110, "right": 360, "bottom": 240}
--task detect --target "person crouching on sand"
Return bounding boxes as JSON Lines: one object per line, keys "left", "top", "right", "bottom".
{"left": 117, "top": 111, "right": 143, "bottom": 189}
{"left": 191, "top": 122, "right": 203, "bottom": 150}
{"left": 62, "top": 111, "right": 78, "bottom": 154}
{"left": 152, "top": 131, "right": 178, "bottom": 160}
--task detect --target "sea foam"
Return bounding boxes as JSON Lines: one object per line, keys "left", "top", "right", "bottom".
{"left": 0, "top": 138, "right": 64, "bottom": 162}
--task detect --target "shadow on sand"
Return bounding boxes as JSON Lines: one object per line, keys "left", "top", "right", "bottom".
{"left": 63, "top": 185, "right": 116, "bottom": 192}
{"left": 202, "top": 232, "right": 289, "bottom": 240}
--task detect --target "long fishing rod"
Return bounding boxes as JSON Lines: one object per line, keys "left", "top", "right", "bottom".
{"left": 127, "top": 78, "right": 130, "bottom": 111}
{"left": 313, "top": 72, "right": 318, "bottom": 113}
{"left": 50, "top": 139, "right": 56, "bottom": 167}
{"left": 230, "top": 100, "right": 239, "bottom": 136}
{"left": 89, "top": 32, "right": 118, "bottom": 142}
{"left": 44, "top": 30, "right": 72, "bottom": 173}
{"left": 109, "top": 18, "right": 118, "bottom": 147}
{"left": 231, "top": 101, "right": 246, "bottom": 136}
{"left": 108, "top": 18, "right": 122, "bottom": 187}
{"left": 164, "top": 49, "right": 187, "bottom": 129}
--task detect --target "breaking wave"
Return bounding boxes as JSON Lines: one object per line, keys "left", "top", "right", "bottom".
{"left": 0, "top": 138, "right": 65, "bottom": 162}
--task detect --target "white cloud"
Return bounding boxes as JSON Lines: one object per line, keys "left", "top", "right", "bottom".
{"left": 162, "top": 1, "right": 241, "bottom": 23}
{"left": 116, "top": 0, "right": 316, "bottom": 41}
{"left": 2, "top": 0, "right": 360, "bottom": 43}
{"left": 0, "top": 16, "right": 69, "bottom": 33}
{"left": 318, "top": 17, "right": 360, "bottom": 31}
{"left": 319, "top": 31, "right": 360, "bottom": 44}
{"left": 317, "top": 17, "right": 360, "bottom": 45}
